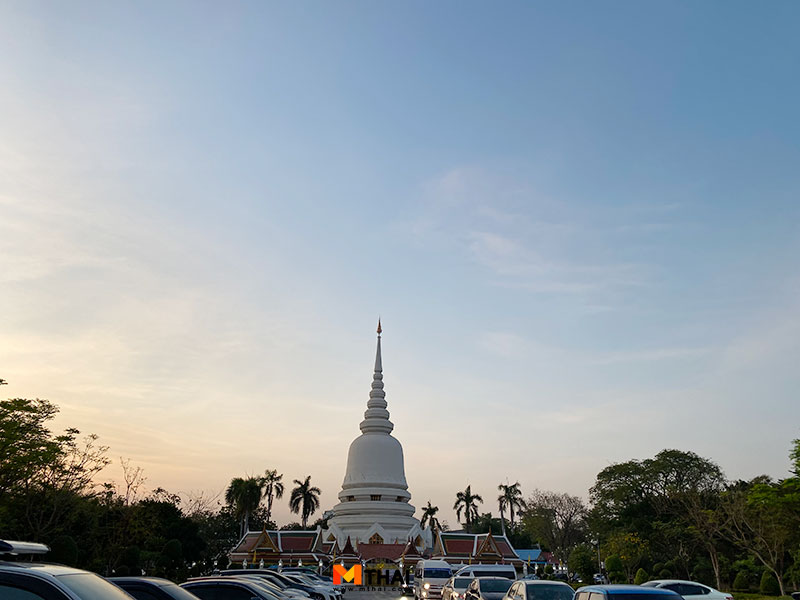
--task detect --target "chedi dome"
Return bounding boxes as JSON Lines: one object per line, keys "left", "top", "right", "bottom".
{"left": 324, "top": 323, "right": 429, "bottom": 549}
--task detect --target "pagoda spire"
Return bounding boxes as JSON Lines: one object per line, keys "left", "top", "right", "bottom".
{"left": 360, "top": 321, "right": 393, "bottom": 434}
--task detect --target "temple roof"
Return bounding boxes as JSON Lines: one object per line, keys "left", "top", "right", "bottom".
{"left": 434, "top": 531, "right": 521, "bottom": 564}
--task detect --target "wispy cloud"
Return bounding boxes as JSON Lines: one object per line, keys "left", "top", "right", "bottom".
{"left": 411, "top": 166, "right": 656, "bottom": 297}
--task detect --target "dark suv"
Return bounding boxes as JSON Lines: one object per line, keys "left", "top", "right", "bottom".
{"left": 575, "top": 585, "right": 682, "bottom": 600}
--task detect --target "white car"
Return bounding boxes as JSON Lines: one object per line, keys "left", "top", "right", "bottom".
{"left": 442, "top": 577, "right": 475, "bottom": 600}
{"left": 641, "top": 580, "right": 733, "bottom": 600}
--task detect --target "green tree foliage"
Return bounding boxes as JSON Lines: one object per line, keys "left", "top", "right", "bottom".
{"left": 289, "top": 475, "right": 321, "bottom": 528}
{"left": 0, "top": 397, "right": 219, "bottom": 579}
{"left": 720, "top": 449, "right": 800, "bottom": 598}
{"left": 568, "top": 543, "right": 596, "bottom": 584}
{"left": 759, "top": 571, "right": 780, "bottom": 596}
{"left": 603, "top": 532, "right": 648, "bottom": 582}
{"left": 590, "top": 449, "right": 727, "bottom": 587}
{"left": 421, "top": 501, "right": 442, "bottom": 539}
{"left": 634, "top": 568, "right": 649, "bottom": 585}
{"left": 225, "top": 476, "right": 263, "bottom": 536}
{"left": 50, "top": 535, "right": 78, "bottom": 566}
{"left": 454, "top": 485, "right": 484, "bottom": 530}
{"left": 470, "top": 512, "right": 503, "bottom": 535}
{"left": 262, "top": 469, "right": 284, "bottom": 524}
{"left": 732, "top": 571, "right": 750, "bottom": 591}
{"left": 498, "top": 482, "right": 525, "bottom": 535}
{"left": 522, "top": 489, "right": 587, "bottom": 565}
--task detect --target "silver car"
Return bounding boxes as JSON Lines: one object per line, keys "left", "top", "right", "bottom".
{"left": 0, "top": 560, "right": 135, "bottom": 600}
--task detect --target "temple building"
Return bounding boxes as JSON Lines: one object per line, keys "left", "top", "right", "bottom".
{"left": 322, "top": 322, "right": 430, "bottom": 552}
{"left": 230, "top": 324, "right": 430, "bottom": 567}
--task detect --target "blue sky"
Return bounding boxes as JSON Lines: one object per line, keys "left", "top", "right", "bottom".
{"left": 1, "top": 1, "right": 799, "bottom": 526}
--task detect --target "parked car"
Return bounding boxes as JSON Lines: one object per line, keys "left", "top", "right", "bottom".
{"left": 464, "top": 577, "right": 514, "bottom": 600}
{"left": 1, "top": 540, "right": 135, "bottom": 600}
{"left": 503, "top": 580, "right": 575, "bottom": 600}
{"left": 442, "top": 577, "right": 475, "bottom": 600}
{"left": 183, "top": 577, "right": 287, "bottom": 600}
{"left": 111, "top": 577, "right": 203, "bottom": 600}
{"left": 575, "top": 585, "right": 682, "bottom": 600}
{"left": 415, "top": 559, "right": 454, "bottom": 600}
{"left": 641, "top": 580, "right": 733, "bottom": 600}
{"left": 281, "top": 571, "right": 340, "bottom": 600}
{"left": 220, "top": 570, "right": 322, "bottom": 600}
{"left": 455, "top": 565, "right": 518, "bottom": 580}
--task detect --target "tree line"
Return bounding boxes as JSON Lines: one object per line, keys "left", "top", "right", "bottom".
{"left": 2, "top": 391, "right": 799, "bottom": 594}
{"left": 416, "top": 444, "right": 800, "bottom": 596}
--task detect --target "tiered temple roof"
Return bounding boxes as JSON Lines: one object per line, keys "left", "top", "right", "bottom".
{"left": 432, "top": 531, "right": 522, "bottom": 567}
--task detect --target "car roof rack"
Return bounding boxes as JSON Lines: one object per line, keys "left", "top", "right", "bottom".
{"left": 0, "top": 540, "right": 51, "bottom": 555}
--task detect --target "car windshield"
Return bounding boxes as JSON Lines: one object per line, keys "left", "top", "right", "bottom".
{"left": 525, "top": 584, "right": 574, "bottom": 600}
{"left": 455, "top": 579, "right": 473, "bottom": 589}
{"left": 160, "top": 583, "right": 206, "bottom": 600}
{"left": 481, "top": 580, "right": 513, "bottom": 593}
{"left": 248, "top": 581, "right": 287, "bottom": 600}
{"left": 425, "top": 569, "right": 453, "bottom": 579}
{"left": 57, "top": 573, "right": 136, "bottom": 600}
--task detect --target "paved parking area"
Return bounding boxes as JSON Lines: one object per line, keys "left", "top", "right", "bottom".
{"left": 342, "top": 589, "right": 407, "bottom": 600}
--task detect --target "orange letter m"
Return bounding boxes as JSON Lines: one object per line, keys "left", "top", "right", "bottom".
{"left": 333, "top": 564, "right": 362, "bottom": 585}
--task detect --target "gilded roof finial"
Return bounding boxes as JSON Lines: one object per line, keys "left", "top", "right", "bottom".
{"left": 377, "top": 318, "right": 382, "bottom": 335}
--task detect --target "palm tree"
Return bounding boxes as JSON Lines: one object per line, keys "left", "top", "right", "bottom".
{"left": 262, "top": 469, "right": 285, "bottom": 525}
{"left": 497, "top": 490, "right": 508, "bottom": 537}
{"left": 289, "top": 475, "right": 321, "bottom": 528}
{"left": 453, "top": 485, "right": 483, "bottom": 531}
{"left": 420, "top": 501, "right": 441, "bottom": 539}
{"left": 225, "top": 476, "right": 263, "bottom": 537}
{"left": 498, "top": 482, "right": 525, "bottom": 528}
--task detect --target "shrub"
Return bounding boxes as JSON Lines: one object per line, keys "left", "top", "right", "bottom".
{"left": 634, "top": 569, "right": 649, "bottom": 585}
{"left": 652, "top": 563, "right": 665, "bottom": 575}
{"left": 659, "top": 569, "right": 672, "bottom": 579}
{"left": 759, "top": 571, "right": 780, "bottom": 596}
{"left": 606, "top": 555, "right": 623, "bottom": 574}
{"left": 609, "top": 571, "right": 626, "bottom": 584}
{"left": 732, "top": 571, "right": 750, "bottom": 591}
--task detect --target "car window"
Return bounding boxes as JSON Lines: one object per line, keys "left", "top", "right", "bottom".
{"left": 0, "top": 584, "right": 51, "bottom": 600}
{"left": 525, "top": 584, "right": 574, "bottom": 600}
{"left": 125, "top": 589, "right": 162, "bottom": 600}
{"left": 56, "top": 573, "right": 136, "bottom": 600}
{"left": 480, "top": 580, "right": 513, "bottom": 593}
{"left": 456, "top": 579, "right": 473, "bottom": 590}
{"left": 680, "top": 585, "right": 707, "bottom": 596}
{"left": 575, "top": 592, "right": 590, "bottom": 600}
{"left": 161, "top": 583, "right": 206, "bottom": 600}
{"left": 185, "top": 586, "right": 255, "bottom": 600}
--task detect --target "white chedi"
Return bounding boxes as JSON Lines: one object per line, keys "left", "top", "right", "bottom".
{"left": 324, "top": 325, "right": 430, "bottom": 550}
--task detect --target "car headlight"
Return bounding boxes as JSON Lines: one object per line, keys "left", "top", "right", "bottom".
{"left": 424, "top": 583, "right": 431, "bottom": 590}
{"left": 423, "top": 591, "right": 428, "bottom": 597}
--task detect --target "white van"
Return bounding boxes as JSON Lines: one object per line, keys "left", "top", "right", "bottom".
{"left": 414, "top": 560, "right": 454, "bottom": 600}
{"left": 454, "top": 564, "right": 518, "bottom": 580}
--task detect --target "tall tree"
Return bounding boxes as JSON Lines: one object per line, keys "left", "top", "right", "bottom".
{"left": 421, "top": 501, "right": 441, "bottom": 540}
{"left": 498, "top": 482, "right": 525, "bottom": 528}
{"left": 262, "top": 469, "right": 284, "bottom": 525}
{"left": 523, "top": 489, "right": 588, "bottom": 564}
{"left": 453, "top": 485, "right": 484, "bottom": 531}
{"left": 225, "top": 476, "right": 263, "bottom": 537}
{"left": 720, "top": 467, "right": 800, "bottom": 597}
{"left": 289, "top": 475, "right": 321, "bottom": 528}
